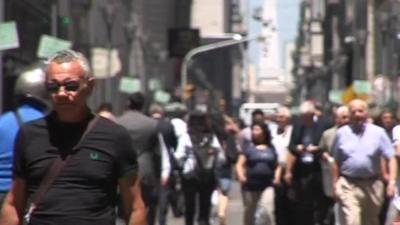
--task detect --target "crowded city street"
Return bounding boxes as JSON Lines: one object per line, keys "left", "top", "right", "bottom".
{"left": 2, "top": 1, "right": 400, "bottom": 225}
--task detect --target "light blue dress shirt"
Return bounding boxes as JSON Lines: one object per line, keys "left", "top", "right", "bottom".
{"left": 332, "top": 123, "right": 395, "bottom": 178}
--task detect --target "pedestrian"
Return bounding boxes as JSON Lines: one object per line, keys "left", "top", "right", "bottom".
{"left": 319, "top": 105, "right": 350, "bottom": 225}
{"left": 174, "top": 110, "right": 226, "bottom": 225}
{"left": 0, "top": 49, "right": 146, "bottom": 225}
{"left": 0, "top": 62, "right": 49, "bottom": 207}
{"left": 148, "top": 104, "right": 183, "bottom": 225}
{"left": 332, "top": 99, "right": 397, "bottom": 225}
{"left": 239, "top": 109, "right": 265, "bottom": 143}
{"left": 270, "top": 106, "right": 293, "bottom": 225}
{"left": 236, "top": 121, "right": 280, "bottom": 225}
{"left": 209, "top": 111, "right": 240, "bottom": 225}
{"left": 284, "top": 100, "right": 332, "bottom": 225}
{"left": 374, "top": 109, "right": 397, "bottom": 225}
{"left": 116, "top": 92, "right": 162, "bottom": 225}
{"left": 389, "top": 123, "right": 400, "bottom": 225}
{"left": 96, "top": 102, "right": 116, "bottom": 121}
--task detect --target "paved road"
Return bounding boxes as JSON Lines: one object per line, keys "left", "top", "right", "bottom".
{"left": 117, "top": 181, "right": 243, "bottom": 225}
{"left": 166, "top": 181, "right": 243, "bottom": 225}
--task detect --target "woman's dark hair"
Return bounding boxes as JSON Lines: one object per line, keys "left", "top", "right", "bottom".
{"left": 187, "top": 110, "right": 212, "bottom": 135}
{"left": 187, "top": 111, "right": 214, "bottom": 145}
{"left": 209, "top": 111, "right": 227, "bottom": 142}
{"left": 250, "top": 121, "right": 273, "bottom": 147}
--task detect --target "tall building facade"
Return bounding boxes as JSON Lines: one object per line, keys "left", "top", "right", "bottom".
{"left": 1, "top": 0, "right": 192, "bottom": 113}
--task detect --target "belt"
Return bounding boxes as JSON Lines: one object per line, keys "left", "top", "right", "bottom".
{"left": 340, "top": 174, "right": 379, "bottom": 181}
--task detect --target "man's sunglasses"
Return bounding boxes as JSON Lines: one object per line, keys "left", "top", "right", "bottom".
{"left": 46, "top": 80, "right": 81, "bottom": 93}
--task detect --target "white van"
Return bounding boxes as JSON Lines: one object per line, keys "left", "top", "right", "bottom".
{"left": 239, "top": 102, "right": 281, "bottom": 126}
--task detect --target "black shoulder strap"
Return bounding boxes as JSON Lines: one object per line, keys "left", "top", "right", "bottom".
{"left": 72, "top": 115, "right": 100, "bottom": 151}
{"left": 25, "top": 115, "right": 101, "bottom": 222}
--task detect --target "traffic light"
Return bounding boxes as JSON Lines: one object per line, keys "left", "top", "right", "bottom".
{"left": 58, "top": 16, "right": 71, "bottom": 38}
{"left": 183, "top": 84, "right": 195, "bottom": 100}
{"left": 60, "top": 16, "right": 72, "bottom": 26}
{"left": 168, "top": 28, "right": 200, "bottom": 58}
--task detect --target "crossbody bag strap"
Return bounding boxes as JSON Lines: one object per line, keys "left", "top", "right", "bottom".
{"left": 25, "top": 115, "right": 101, "bottom": 222}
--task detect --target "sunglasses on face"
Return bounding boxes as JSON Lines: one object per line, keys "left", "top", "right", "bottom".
{"left": 46, "top": 80, "right": 81, "bottom": 93}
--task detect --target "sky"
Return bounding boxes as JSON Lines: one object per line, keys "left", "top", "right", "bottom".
{"left": 247, "top": 0, "right": 300, "bottom": 68}
{"left": 277, "top": 0, "right": 300, "bottom": 66}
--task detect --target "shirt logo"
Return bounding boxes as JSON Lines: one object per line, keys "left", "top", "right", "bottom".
{"left": 90, "top": 152, "right": 99, "bottom": 160}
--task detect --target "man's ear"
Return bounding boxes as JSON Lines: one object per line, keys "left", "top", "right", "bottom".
{"left": 86, "top": 77, "right": 95, "bottom": 95}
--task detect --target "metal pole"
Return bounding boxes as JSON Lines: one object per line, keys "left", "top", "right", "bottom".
{"left": 180, "top": 35, "right": 260, "bottom": 102}
{"left": 0, "top": 0, "right": 4, "bottom": 113}
{"left": 102, "top": 2, "right": 115, "bottom": 105}
{"left": 106, "top": 29, "right": 112, "bottom": 104}
{"left": 51, "top": 1, "right": 58, "bottom": 36}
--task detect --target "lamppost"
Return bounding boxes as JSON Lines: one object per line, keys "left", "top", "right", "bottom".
{"left": 124, "top": 19, "right": 136, "bottom": 77}
{"left": 180, "top": 34, "right": 264, "bottom": 104}
{"left": 101, "top": 1, "right": 116, "bottom": 104}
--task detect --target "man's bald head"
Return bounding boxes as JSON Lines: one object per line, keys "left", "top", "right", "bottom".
{"left": 348, "top": 99, "right": 368, "bottom": 126}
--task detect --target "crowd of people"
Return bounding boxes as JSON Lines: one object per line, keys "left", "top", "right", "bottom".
{"left": 0, "top": 48, "right": 400, "bottom": 225}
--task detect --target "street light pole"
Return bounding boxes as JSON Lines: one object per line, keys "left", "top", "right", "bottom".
{"left": 180, "top": 35, "right": 262, "bottom": 102}
{"left": 101, "top": 1, "right": 116, "bottom": 104}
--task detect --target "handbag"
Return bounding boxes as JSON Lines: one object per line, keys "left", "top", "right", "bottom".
{"left": 24, "top": 115, "right": 100, "bottom": 223}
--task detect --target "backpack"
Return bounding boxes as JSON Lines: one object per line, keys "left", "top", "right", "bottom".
{"left": 182, "top": 134, "right": 218, "bottom": 183}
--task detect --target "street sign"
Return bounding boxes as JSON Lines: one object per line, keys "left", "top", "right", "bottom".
{"left": 164, "top": 102, "right": 187, "bottom": 112}
{"left": 168, "top": 28, "right": 200, "bottom": 58}
{"left": 353, "top": 80, "right": 371, "bottom": 95}
{"left": 91, "top": 48, "right": 121, "bottom": 79}
{"left": 149, "top": 78, "right": 162, "bottom": 91}
{"left": 0, "top": 21, "right": 19, "bottom": 51}
{"left": 328, "top": 90, "right": 343, "bottom": 104}
{"left": 154, "top": 90, "right": 171, "bottom": 104}
{"left": 37, "top": 35, "right": 72, "bottom": 58}
{"left": 119, "top": 77, "right": 141, "bottom": 94}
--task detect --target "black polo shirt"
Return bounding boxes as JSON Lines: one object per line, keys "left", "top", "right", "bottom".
{"left": 13, "top": 113, "right": 138, "bottom": 225}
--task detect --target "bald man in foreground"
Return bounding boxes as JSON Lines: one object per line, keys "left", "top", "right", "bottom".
{"left": 331, "top": 99, "right": 397, "bottom": 225}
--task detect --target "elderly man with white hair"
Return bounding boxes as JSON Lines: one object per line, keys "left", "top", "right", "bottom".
{"left": 285, "top": 100, "right": 332, "bottom": 225}
{"left": 270, "top": 106, "right": 293, "bottom": 225}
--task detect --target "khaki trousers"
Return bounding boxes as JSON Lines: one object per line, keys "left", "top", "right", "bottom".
{"left": 336, "top": 176, "right": 384, "bottom": 225}
{"left": 242, "top": 186, "right": 275, "bottom": 225}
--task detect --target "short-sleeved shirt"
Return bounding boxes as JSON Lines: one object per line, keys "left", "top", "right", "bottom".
{"left": 13, "top": 112, "right": 138, "bottom": 225}
{"left": 241, "top": 141, "right": 277, "bottom": 191}
{"left": 0, "top": 104, "right": 44, "bottom": 192}
{"left": 392, "top": 125, "right": 400, "bottom": 145}
{"left": 332, "top": 123, "right": 395, "bottom": 178}
{"left": 271, "top": 125, "right": 293, "bottom": 165}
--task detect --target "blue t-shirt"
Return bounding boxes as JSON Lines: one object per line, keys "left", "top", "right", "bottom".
{"left": 0, "top": 104, "right": 44, "bottom": 192}
{"left": 242, "top": 142, "right": 277, "bottom": 191}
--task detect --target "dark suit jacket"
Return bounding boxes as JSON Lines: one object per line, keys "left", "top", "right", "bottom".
{"left": 288, "top": 116, "right": 332, "bottom": 177}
